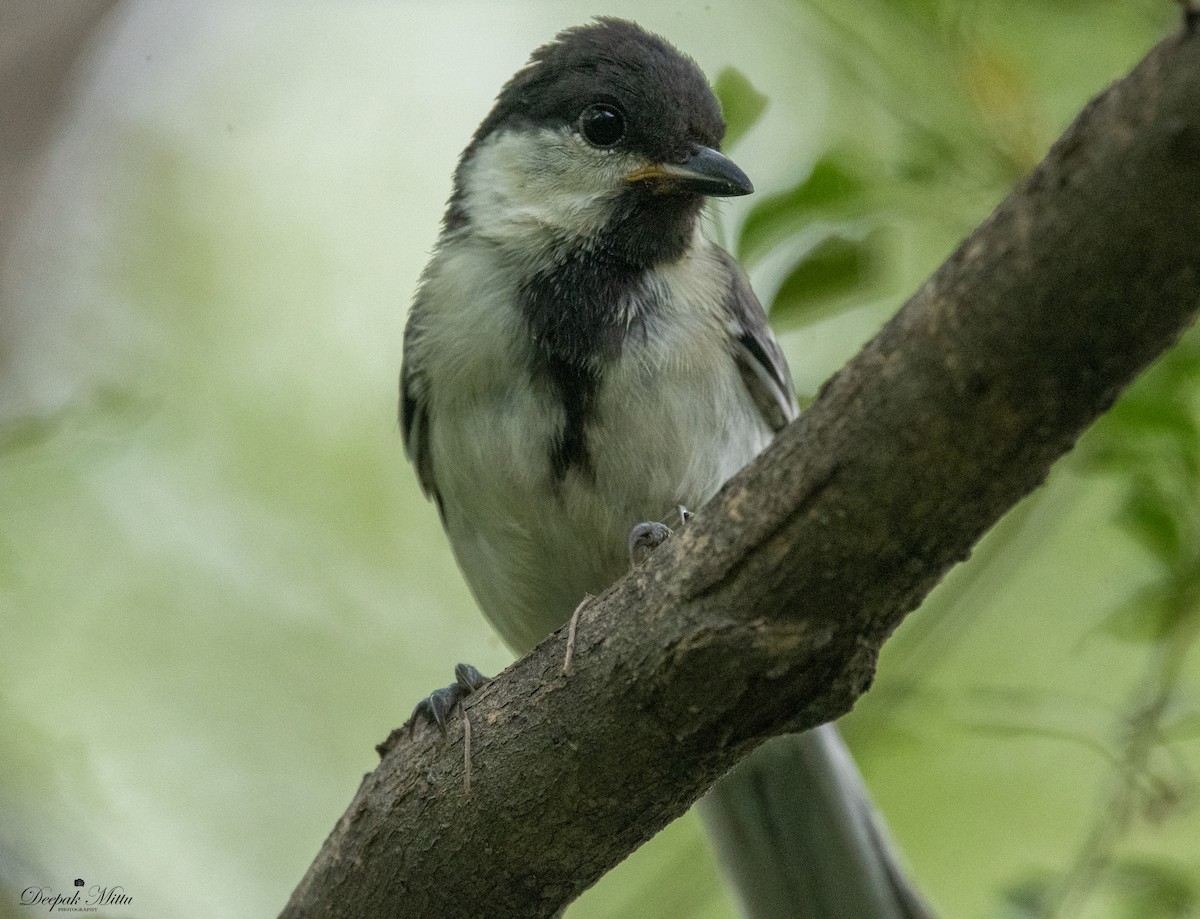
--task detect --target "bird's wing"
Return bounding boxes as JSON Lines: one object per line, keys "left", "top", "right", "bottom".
{"left": 400, "top": 319, "right": 441, "bottom": 512}
{"left": 717, "top": 248, "right": 799, "bottom": 432}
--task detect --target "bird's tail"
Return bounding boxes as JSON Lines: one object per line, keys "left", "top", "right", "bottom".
{"left": 697, "top": 725, "right": 934, "bottom": 919}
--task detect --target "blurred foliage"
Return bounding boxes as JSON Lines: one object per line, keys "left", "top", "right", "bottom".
{"left": 768, "top": 226, "right": 894, "bottom": 331}
{"left": 736, "top": 152, "right": 869, "bottom": 267}
{"left": 713, "top": 67, "right": 768, "bottom": 149}
{"left": 1019, "top": 332, "right": 1200, "bottom": 919}
{"left": 724, "top": 0, "right": 1179, "bottom": 338}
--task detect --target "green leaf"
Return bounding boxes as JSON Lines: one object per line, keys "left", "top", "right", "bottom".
{"left": 1109, "top": 858, "right": 1198, "bottom": 919}
{"left": 737, "top": 152, "right": 869, "bottom": 265}
{"left": 768, "top": 228, "right": 890, "bottom": 331}
{"left": 1102, "top": 584, "right": 1170, "bottom": 644}
{"left": 1106, "top": 394, "right": 1200, "bottom": 453}
{"left": 1099, "top": 581, "right": 1200, "bottom": 645}
{"left": 0, "top": 414, "right": 62, "bottom": 454}
{"left": 713, "top": 67, "right": 768, "bottom": 149}
{"left": 1082, "top": 388, "right": 1200, "bottom": 482}
{"left": 998, "top": 874, "right": 1055, "bottom": 919}
{"left": 1161, "top": 703, "right": 1200, "bottom": 741}
{"left": 1117, "top": 486, "right": 1185, "bottom": 564}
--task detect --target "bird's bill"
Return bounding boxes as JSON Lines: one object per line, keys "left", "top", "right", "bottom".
{"left": 626, "top": 146, "right": 753, "bottom": 197}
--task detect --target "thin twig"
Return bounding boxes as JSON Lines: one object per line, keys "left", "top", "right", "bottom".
{"left": 463, "top": 713, "right": 473, "bottom": 797}
{"left": 562, "top": 595, "right": 592, "bottom": 676}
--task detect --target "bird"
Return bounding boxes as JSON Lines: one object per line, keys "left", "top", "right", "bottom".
{"left": 400, "top": 17, "right": 932, "bottom": 919}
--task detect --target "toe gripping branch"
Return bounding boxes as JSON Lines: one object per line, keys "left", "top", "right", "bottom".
{"left": 410, "top": 663, "right": 488, "bottom": 736}
{"left": 377, "top": 663, "right": 489, "bottom": 758}
{"left": 628, "top": 505, "right": 693, "bottom": 567}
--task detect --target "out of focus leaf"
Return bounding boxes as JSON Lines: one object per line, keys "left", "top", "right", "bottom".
{"left": 1076, "top": 438, "right": 1151, "bottom": 476}
{"left": 962, "top": 719, "right": 1114, "bottom": 762}
{"left": 1110, "top": 858, "right": 1198, "bottom": 919}
{"left": 1081, "top": 393, "right": 1200, "bottom": 480}
{"left": 958, "top": 41, "right": 1043, "bottom": 175}
{"left": 955, "top": 686, "right": 1116, "bottom": 762}
{"left": 1137, "top": 771, "right": 1190, "bottom": 826}
{"left": 1159, "top": 334, "right": 1200, "bottom": 387}
{"left": 713, "top": 67, "right": 768, "bottom": 149}
{"left": 0, "top": 387, "right": 147, "bottom": 457}
{"left": 1105, "top": 395, "right": 1200, "bottom": 454}
{"left": 1116, "top": 486, "right": 1186, "bottom": 565}
{"left": 0, "top": 415, "right": 62, "bottom": 454}
{"left": 768, "top": 227, "right": 890, "bottom": 330}
{"left": 737, "top": 153, "right": 868, "bottom": 265}
{"left": 998, "top": 874, "right": 1054, "bottom": 919}
{"left": 1161, "top": 703, "right": 1200, "bottom": 741}
{"left": 1101, "top": 584, "right": 1183, "bottom": 645}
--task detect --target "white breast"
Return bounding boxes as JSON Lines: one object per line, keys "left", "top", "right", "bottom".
{"left": 421, "top": 238, "right": 773, "bottom": 654}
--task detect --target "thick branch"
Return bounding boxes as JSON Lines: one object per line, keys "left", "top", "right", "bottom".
{"left": 281, "top": 26, "right": 1200, "bottom": 919}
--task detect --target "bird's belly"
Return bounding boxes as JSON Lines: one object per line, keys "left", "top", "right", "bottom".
{"left": 430, "top": 360, "right": 772, "bottom": 654}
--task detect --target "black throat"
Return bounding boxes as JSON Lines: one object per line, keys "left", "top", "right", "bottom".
{"left": 522, "top": 246, "right": 652, "bottom": 483}
{"left": 520, "top": 192, "right": 700, "bottom": 481}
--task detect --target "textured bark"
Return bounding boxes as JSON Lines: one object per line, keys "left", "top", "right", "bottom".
{"left": 281, "top": 24, "right": 1200, "bottom": 919}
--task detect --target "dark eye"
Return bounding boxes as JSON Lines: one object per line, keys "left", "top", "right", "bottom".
{"left": 579, "top": 103, "right": 625, "bottom": 147}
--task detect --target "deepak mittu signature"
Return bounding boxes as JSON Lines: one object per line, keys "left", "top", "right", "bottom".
{"left": 19, "top": 881, "right": 133, "bottom": 912}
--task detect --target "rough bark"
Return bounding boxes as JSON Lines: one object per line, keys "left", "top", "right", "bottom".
{"left": 281, "top": 23, "right": 1200, "bottom": 919}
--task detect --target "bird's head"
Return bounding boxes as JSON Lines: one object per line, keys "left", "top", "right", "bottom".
{"left": 445, "top": 18, "right": 752, "bottom": 268}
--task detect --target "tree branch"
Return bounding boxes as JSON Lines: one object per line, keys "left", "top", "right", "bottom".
{"left": 280, "top": 25, "right": 1200, "bottom": 919}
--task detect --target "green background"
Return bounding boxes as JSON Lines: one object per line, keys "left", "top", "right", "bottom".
{"left": 2, "top": 3, "right": 1197, "bottom": 918}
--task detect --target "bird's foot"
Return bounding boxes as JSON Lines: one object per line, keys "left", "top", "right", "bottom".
{"left": 401, "top": 663, "right": 488, "bottom": 742}
{"left": 374, "top": 663, "right": 488, "bottom": 795}
{"left": 628, "top": 522, "right": 672, "bottom": 566}
{"left": 627, "top": 505, "right": 692, "bottom": 567}
{"left": 561, "top": 508, "right": 695, "bottom": 677}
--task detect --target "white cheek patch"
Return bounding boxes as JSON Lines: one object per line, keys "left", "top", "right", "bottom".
{"left": 461, "top": 128, "right": 635, "bottom": 252}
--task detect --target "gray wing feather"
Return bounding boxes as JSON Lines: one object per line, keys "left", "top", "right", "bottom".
{"left": 400, "top": 318, "right": 441, "bottom": 510}
{"left": 717, "top": 249, "right": 799, "bottom": 432}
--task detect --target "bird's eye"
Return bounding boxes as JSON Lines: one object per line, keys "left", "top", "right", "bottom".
{"left": 579, "top": 103, "right": 625, "bottom": 147}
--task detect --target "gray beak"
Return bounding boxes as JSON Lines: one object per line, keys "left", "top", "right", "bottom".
{"left": 626, "top": 146, "right": 754, "bottom": 197}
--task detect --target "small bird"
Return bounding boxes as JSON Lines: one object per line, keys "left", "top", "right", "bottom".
{"left": 401, "top": 18, "right": 931, "bottom": 918}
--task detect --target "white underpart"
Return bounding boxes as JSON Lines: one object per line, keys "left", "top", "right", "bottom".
{"left": 412, "top": 130, "right": 774, "bottom": 653}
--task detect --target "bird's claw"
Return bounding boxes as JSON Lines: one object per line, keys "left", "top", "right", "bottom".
{"left": 628, "top": 506, "right": 692, "bottom": 566}
{"left": 407, "top": 663, "right": 488, "bottom": 737}
{"left": 628, "top": 521, "right": 672, "bottom": 566}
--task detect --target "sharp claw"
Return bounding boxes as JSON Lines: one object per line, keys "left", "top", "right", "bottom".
{"left": 408, "top": 665, "right": 490, "bottom": 739}
{"left": 428, "top": 687, "right": 458, "bottom": 735}
{"left": 408, "top": 698, "right": 431, "bottom": 739}
{"left": 455, "top": 663, "right": 487, "bottom": 693}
